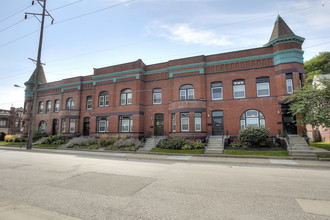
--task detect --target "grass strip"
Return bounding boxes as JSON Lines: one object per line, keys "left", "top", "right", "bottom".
{"left": 0, "top": 142, "right": 27, "bottom": 145}
{"left": 34, "top": 144, "right": 61, "bottom": 148}
{"left": 309, "top": 142, "right": 330, "bottom": 151}
{"left": 224, "top": 150, "right": 289, "bottom": 157}
{"left": 151, "top": 148, "right": 205, "bottom": 154}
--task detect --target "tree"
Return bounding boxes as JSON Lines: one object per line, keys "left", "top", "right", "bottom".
{"left": 304, "top": 52, "right": 330, "bottom": 85}
{"left": 287, "top": 77, "right": 330, "bottom": 128}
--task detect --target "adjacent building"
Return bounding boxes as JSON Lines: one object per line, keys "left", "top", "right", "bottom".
{"left": 0, "top": 107, "right": 24, "bottom": 141}
{"left": 22, "top": 16, "right": 306, "bottom": 140}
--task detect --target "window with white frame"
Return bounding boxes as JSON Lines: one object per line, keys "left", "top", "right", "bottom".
{"left": 46, "top": 100, "right": 51, "bottom": 113}
{"left": 180, "top": 112, "right": 189, "bottom": 132}
{"left": 69, "top": 119, "right": 75, "bottom": 133}
{"left": 119, "top": 115, "right": 133, "bottom": 132}
{"left": 54, "top": 100, "right": 59, "bottom": 112}
{"left": 99, "top": 91, "right": 109, "bottom": 107}
{"left": 179, "top": 85, "right": 194, "bottom": 100}
{"left": 97, "top": 117, "right": 108, "bottom": 132}
{"left": 171, "top": 113, "right": 176, "bottom": 132}
{"left": 86, "top": 96, "right": 92, "bottom": 110}
{"left": 66, "top": 98, "right": 74, "bottom": 110}
{"left": 286, "top": 73, "right": 293, "bottom": 94}
{"left": 153, "top": 88, "right": 162, "bottom": 104}
{"left": 61, "top": 119, "right": 66, "bottom": 133}
{"left": 38, "top": 101, "right": 44, "bottom": 113}
{"left": 195, "top": 112, "right": 201, "bottom": 132}
{"left": 211, "top": 82, "right": 223, "bottom": 100}
{"left": 256, "top": 77, "right": 270, "bottom": 97}
{"left": 240, "top": 110, "right": 265, "bottom": 129}
{"left": 120, "top": 89, "right": 132, "bottom": 105}
{"left": 233, "top": 80, "right": 245, "bottom": 99}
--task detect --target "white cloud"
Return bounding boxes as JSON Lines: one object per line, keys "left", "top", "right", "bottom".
{"left": 147, "top": 22, "right": 233, "bottom": 46}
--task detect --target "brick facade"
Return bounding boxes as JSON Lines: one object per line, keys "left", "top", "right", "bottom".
{"left": 22, "top": 16, "right": 306, "bottom": 139}
{"left": 0, "top": 107, "right": 23, "bottom": 141}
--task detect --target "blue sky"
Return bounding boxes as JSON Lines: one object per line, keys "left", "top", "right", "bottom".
{"left": 1, "top": 0, "right": 330, "bottom": 109}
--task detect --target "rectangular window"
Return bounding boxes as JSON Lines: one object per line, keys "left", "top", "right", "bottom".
{"left": 180, "top": 90, "right": 186, "bottom": 100}
{"left": 23, "top": 102, "right": 27, "bottom": 114}
{"left": 286, "top": 73, "right": 293, "bottom": 94}
{"left": 105, "top": 95, "right": 109, "bottom": 106}
{"left": 256, "top": 77, "right": 270, "bottom": 97}
{"left": 0, "top": 120, "right": 6, "bottom": 126}
{"left": 211, "top": 82, "right": 223, "bottom": 100}
{"left": 38, "top": 102, "right": 44, "bottom": 113}
{"left": 119, "top": 115, "right": 133, "bottom": 133}
{"left": 188, "top": 89, "right": 194, "bottom": 100}
{"left": 180, "top": 113, "right": 189, "bottom": 132}
{"left": 86, "top": 96, "right": 92, "bottom": 110}
{"left": 46, "top": 101, "right": 51, "bottom": 113}
{"left": 153, "top": 89, "right": 162, "bottom": 104}
{"left": 171, "top": 113, "right": 176, "bottom": 132}
{"left": 120, "top": 94, "right": 126, "bottom": 105}
{"left": 195, "top": 113, "right": 201, "bottom": 132}
{"left": 233, "top": 80, "right": 245, "bottom": 99}
{"left": 15, "top": 121, "right": 19, "bottom": 127}
{"left": 54, "top": 100, "right": 59, "bottom": 112}
{"left": 61, "top": 119, "right": 66, "bottom": 133}
{"left": 69, "top": 119, "right": 75, "bottom": 133}
{"left": 127, "top": 93, "right": 132, "bottom": 105}
{"left": 99, "top": 96, "right": 104, "bottom": 107}
{"left": 97, "top": 117, "right": 108, "bottom": 132}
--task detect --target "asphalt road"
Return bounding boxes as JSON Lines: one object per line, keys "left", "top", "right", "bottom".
{"left": 0, "top": 149, "right": 330, "bottom": 220}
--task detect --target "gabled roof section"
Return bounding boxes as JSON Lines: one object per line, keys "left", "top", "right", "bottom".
{"left": 25, "top": 66, "right": 47, "bottom": 85}
{"left": 264, "top": 15, "right": 304, "bottom": 47}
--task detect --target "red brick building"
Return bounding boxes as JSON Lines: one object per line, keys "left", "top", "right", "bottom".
{"left": 0, "top": 107, "right": 23, "bottom": 141}
{"left": 22, "top": 16, "right": 305, "bottom": 139}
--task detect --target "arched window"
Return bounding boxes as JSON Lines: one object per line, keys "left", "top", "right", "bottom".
{"left": 120, "top": 89, "right": 132, "bottom": 105}
{"left": 66, "top": 98, "right": 74, "bottom": 110}
{"left": 99, "top": 91, "right": 109, "bottom": 107}
{"left": 179, "top": 84, "right": 194, "bottom": 100}
{"left": 38, "top": 121, "right": 47, "bottom": 132}
{"left": 240, "top": 110, "right": 265, "bottom": 129}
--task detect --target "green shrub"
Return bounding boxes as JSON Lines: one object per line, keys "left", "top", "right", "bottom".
{"left": 43, "top": 135, "right": 68, "bottom": 145}
{"left": 158, "top": 137, "right": 205, "bottom": 150}
{"left": 33, "top": 130, "right": 47, "bottom": 142}
{"left": 229, "top": 141, "right": 241, "bottom": 147}
{"left": 5, "top": 135, "right": 15, "bottom": 142}
{"left": 238, "top": 126, "right": 269, "bottom": 147}
{"left": 98, "top": 135, "right": 117, "bottom": 147}
{"left": 192, "top": 141, "right": 205, "bottom": 149}
{"left": 66, "top": 137, "right": 97, "bottom": 148}
{"left": 111, "top": 138, "right": 143, "bottom": 151}
{"left": 269, "top": 141, "right": 280, "bottom": 148}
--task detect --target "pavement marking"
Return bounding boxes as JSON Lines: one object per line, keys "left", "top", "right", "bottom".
{"left": 296, "top": 198, "right": 330, "bottom": 217}
{"left": 167, "top": 156, "right": 192, "bottom": 160}
{"left": 269, "top": 159, "right": 298, "bottom": 165}
{"left": 0, "top": 197, "right": 81, "bottom": 220}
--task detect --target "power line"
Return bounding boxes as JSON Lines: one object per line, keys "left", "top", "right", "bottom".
{"left": 49, "top": 0, "right": 83, "bottom": 12}
{"left": 0, "top": 4, "right": 32, "bottom": 23}
{"left": 54, "top": 0, "right": 136, "bottom": 25}
{"left": 0, "top": 19, "right": 25, "bottom": 33}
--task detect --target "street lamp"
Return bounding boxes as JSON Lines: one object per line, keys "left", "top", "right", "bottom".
{"left": 14, "top": 84, "right": 24, "bottom": 88}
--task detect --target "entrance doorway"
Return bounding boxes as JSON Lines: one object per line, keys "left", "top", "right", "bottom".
{"left": 281, "top": 104, "right": 297, "bottom": 134}
{"left": 212, "top": 111, "right": 223, "bottom": 135}
{"left": 83, "top": 117, "right": 90, "bottom": 136}
{"left": 154, "top": 114, "right": 164, "bottom": 136}
{"left": 52, "top": 119, "right": 58, "bottom": 135}
{"left": 0, "top": 132, "right": 5, "bottom": 141}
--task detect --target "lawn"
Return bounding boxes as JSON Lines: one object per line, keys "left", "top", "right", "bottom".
{"left": 224, "top": 150, "right": 289, "bottom": 157}
{"left": 0, "top": 142, "right": 27, "bottom": 146}
{"left": 309, "top": 142, "right": 330, "bottom": 151}
{"left": 151, "top": 148, "right": 205, "bottom": 154}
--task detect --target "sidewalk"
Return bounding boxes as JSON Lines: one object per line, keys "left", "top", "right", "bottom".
{"left": 0, "top": 145, "right": 330, "bottom": 169}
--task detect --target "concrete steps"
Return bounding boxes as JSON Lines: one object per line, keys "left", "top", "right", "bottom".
{"left": 288, "top": 135, "right": 318, "bottom": 160}
{"left": 137, "top": 136, "right": 165, "bottom": 153}
{"left": 204, "top": 136, "right": 224, "bottom": 155}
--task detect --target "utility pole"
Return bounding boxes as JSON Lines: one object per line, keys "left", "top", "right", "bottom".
{"left": 25, "top": 0, "right": 54, "bottom": 149}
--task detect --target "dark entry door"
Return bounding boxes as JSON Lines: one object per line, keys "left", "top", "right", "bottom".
{"left": 52, "top": 119, "right": 58, "bottom": 135}
{"left": 154, "top": 114, "right": 164, "bottom": 136}
{"left": 83, "top": 117, "right": 90, "bottom": 136}
{"left": 212, "top": 111, "right": 223, "bottom": 135}
{"left": 281, "top": 104, "right": 297, "bottom": 134}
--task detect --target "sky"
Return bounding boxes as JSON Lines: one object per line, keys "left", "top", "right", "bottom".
{"left": 0, "top": 0, "right": 329, "bottom": 110}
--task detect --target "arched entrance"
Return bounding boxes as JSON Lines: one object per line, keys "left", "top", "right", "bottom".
{"left": 0, "top": 132, "right": 6, "bottom": 141}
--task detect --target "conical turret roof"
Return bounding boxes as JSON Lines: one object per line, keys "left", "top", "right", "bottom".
{"left": 265, "top": 15, "right": 304, "bottom": 47}
{"left": 25, "top": 66, "right": 47, "bottom": 85}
